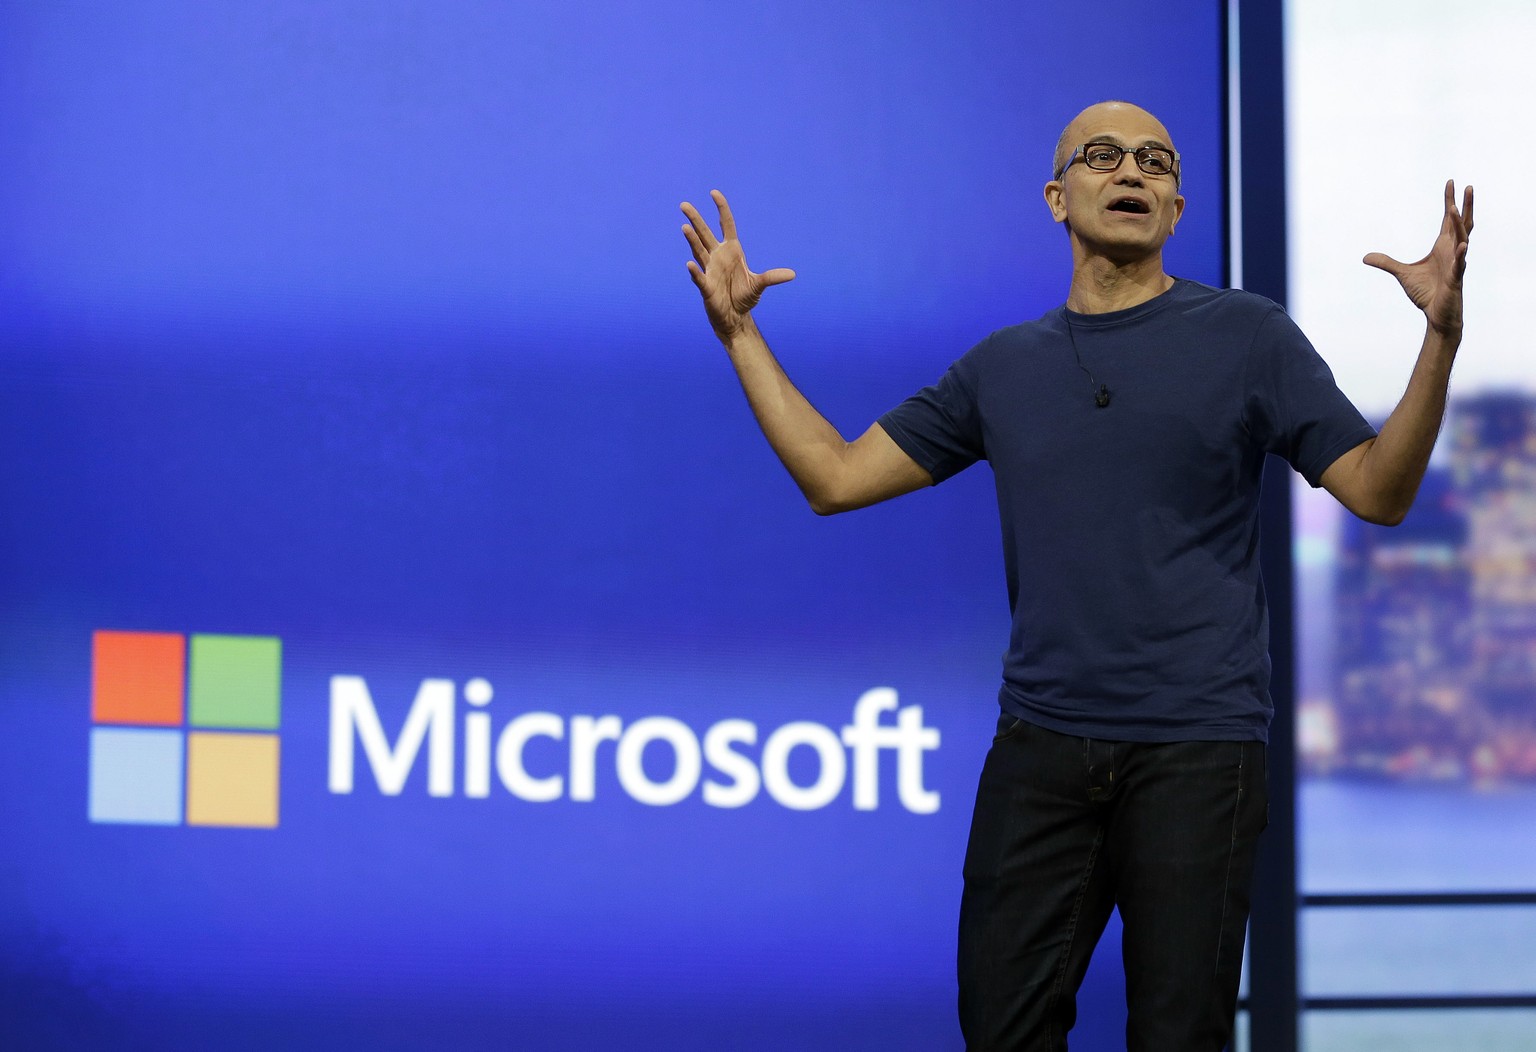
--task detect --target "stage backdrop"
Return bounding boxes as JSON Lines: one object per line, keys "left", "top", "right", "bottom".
{"left": 1288, "top": 1, "right": 1536, "bottom": 1048}
{"left": 0, "top": 3, "right": 1226, "bottom": 1048}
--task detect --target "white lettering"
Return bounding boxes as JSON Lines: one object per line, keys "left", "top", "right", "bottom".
{"left": 569, "top": 715, "right": 623, "bottom": 802}
{"left": 840, "top": 687, "right": 941, "bottom": 813}
{"left": 615, "top": 717, "right": 701, "bottom": 806}
{"left": 702, "top": 719, "right": 760, "bottom": 808}
{"left": 325, "top": 677, "right": 940, "bottom": 812}
{"left": 841, "top": 687, "right": 900, "bottom": 811}
{"left": 761, "top": 721, "right": 846, "bottom": 811}
{"left": 328, "top": 676, "right": 454, "bottom": 796}
{"left": 895, "top": 705, "right": 941, "bottom": 814}
{"left": 495, "top": 712, "right": 565, "bottom": 802}
{"left": 464, "top": 710, "right": 492, "bottom": 797}
{"left": 464, "top": 679, "right": 495, "bottom": 797}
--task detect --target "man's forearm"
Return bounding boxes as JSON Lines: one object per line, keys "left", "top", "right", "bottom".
{"left": 1357, "top": 324, "right": 1460, "bottom": 525}
{"left": 720, "top": 316, "right": 853, "bottom": 514}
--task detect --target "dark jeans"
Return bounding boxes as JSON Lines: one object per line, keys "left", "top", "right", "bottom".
{"left": 958, "top": 714, "right": 1267, "bottom": 1051}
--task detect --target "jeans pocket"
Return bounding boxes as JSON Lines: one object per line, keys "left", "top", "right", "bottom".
{"left": 993, "top": 712, "right": 1027, "bottom": 742}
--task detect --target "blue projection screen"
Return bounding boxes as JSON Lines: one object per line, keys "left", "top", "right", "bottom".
{"left": 0, "top": 3, "right": 1226, "bottom": 1048}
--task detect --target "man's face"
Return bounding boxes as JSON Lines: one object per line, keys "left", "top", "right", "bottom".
{"left": 1044, "top": 102, "right": 1185, "bottom": 264}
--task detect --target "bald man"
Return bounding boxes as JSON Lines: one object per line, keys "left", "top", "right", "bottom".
{"left": 681, "top": 100, "right": 1472, "bottom": 1050}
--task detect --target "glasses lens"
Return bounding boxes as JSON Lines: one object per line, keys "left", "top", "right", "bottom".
{"left": 1083, "top": 143, "right": 1124, "bottom": 170}
{"left": 1135, "top": 148, "right": 1175, "bottom": 175}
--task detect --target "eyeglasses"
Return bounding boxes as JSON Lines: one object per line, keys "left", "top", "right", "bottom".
{"left": 1056, "top": 142, "right": 1180, "bottom": 185}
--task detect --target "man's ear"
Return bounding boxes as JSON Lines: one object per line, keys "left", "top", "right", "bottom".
{"left": 1169, "top": 193, "right": 1186, "bottom": 236}
{"left": 1044, "top": 180, "right": 1067, "bottom": 224}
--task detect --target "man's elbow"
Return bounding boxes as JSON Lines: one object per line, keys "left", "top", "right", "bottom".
{"left": 1351, "top": 497, "right": 1410, "bottom": 528}
{"left": 803, "top": 479, "right": 840, "bottom": 516}
{"left": 807, "top": 492, "right": 855, "bottom": 516}
{"left": 806, "top": 476, "right": 877, "bottom": 515}
{"left": 803, "top": 464, "right": 865, "bottom": 516}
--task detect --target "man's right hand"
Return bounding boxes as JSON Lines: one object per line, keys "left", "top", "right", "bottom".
{"left": 679, "top": 189, "right": 930, "bottom": 514}
{"left": 681, "top": 190, "right": 796, "bottom": 342}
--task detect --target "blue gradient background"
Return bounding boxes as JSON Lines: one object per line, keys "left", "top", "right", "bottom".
{"left": 0, "top": 2, "right": 1225, "bottom": 1048}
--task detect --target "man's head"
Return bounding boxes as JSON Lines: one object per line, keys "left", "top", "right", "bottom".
{"left": 1044, "top": 100, "right": 1185, "bottom": 265}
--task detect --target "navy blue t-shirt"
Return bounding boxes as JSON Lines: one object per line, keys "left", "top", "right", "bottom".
{"left": 878, "top": 279, "right": 1376, "bottom": 742}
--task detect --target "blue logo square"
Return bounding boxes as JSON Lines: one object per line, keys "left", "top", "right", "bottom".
{"left": 89, "top": 727, "right": 185, "bottom": 825}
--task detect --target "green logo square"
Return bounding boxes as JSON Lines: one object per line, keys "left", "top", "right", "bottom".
{"left": 188, "top": 634, "right": 281, "bottom": 729}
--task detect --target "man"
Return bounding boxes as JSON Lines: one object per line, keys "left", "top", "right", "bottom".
{"left": 680, "top": 100, "right": 1471, "bottom": 1050}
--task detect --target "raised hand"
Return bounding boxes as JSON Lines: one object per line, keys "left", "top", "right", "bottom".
{"left": 1364, "top": 180, "right": 1474, "bottom": 336}
{"left": 681, "top": 190, "right": 796, "bottom": 341}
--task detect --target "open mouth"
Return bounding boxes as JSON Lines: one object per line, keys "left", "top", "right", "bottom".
{"left": 1107, "top": 197, "right": 1151, "bottom": 214}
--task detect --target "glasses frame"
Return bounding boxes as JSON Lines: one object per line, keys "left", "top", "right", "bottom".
{"left": 1056, "top": 141, "right": 1181, "bottom": 187}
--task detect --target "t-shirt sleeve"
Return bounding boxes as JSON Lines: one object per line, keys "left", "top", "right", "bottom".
{"left": 1244, "top": 307, "right": 1378, "bottom": 487}
{"left": 876, "top": 345, "right": 987, "bottom": 485}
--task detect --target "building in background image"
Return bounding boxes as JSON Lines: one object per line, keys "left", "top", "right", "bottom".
{"left": 1302, "top": 393, "right": 1536, "bottom": 786}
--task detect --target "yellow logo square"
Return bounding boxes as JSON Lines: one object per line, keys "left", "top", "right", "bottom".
{"left": 186, "top": 732, "right": 280, "bottom": 828}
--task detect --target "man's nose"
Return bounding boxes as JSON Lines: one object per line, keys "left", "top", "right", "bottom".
{"left": 1112, "top": 162, "right": 1146, "bottom": 186}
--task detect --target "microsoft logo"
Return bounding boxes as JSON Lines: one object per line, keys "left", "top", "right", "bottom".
{"left": 88, "top": 630, "right": 281, "bottom": 828}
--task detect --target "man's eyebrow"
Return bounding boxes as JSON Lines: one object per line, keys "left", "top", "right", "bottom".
{"left": 1086, "top": 135, "right": 1173, "bottom": 151}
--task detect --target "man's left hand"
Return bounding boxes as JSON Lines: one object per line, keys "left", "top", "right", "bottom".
{"left": 1364, "top": 180, "right": 1473, "bottom": 337}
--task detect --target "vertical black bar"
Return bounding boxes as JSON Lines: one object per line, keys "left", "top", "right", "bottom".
{"left": 1219, "top": 0, "right": 1234, "bottom": 292}
{"left": 1251, "top": 461, "right": 1298, "bottom": 1052}
{"left": 1237, "top": 2, "right": 1300, "bottom": 1051}
{"left": 1240, "top": 0, "right": 1289, "bottom": 306}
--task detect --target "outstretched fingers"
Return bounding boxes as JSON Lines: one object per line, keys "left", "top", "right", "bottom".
{"left": 1457, "top": 184, "right": 1474, "bottom": 282}
{"left": 1442, "top": 180, "right": 1465, "bottom": 244}
{"left": 1441, "top": 181, "right": 1474, "bottom": 284}
{"left": 681, "top": 222, "right": 710, "bottom": 269}
{"left": 1365, "top": 179, "right": 1475, "bottom": 277}
{"left": 681, "top": 190, "right": 796, "bottom": 310}
{"left": 1442, "top": 180, "right": 1475, "bottom": 245}
{"left": 711, "top": 189, "right": 739, "bottom": 242}
{"left": 679, "top": 201, "right": 720, "bottom": 251}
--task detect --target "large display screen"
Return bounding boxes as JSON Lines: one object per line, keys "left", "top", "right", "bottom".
{"left": 0, "top": 3, "right": 1226, "bottom": 1048}
{"left": 1287, "top": 1, "right": 1536, "bottom": 1048}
